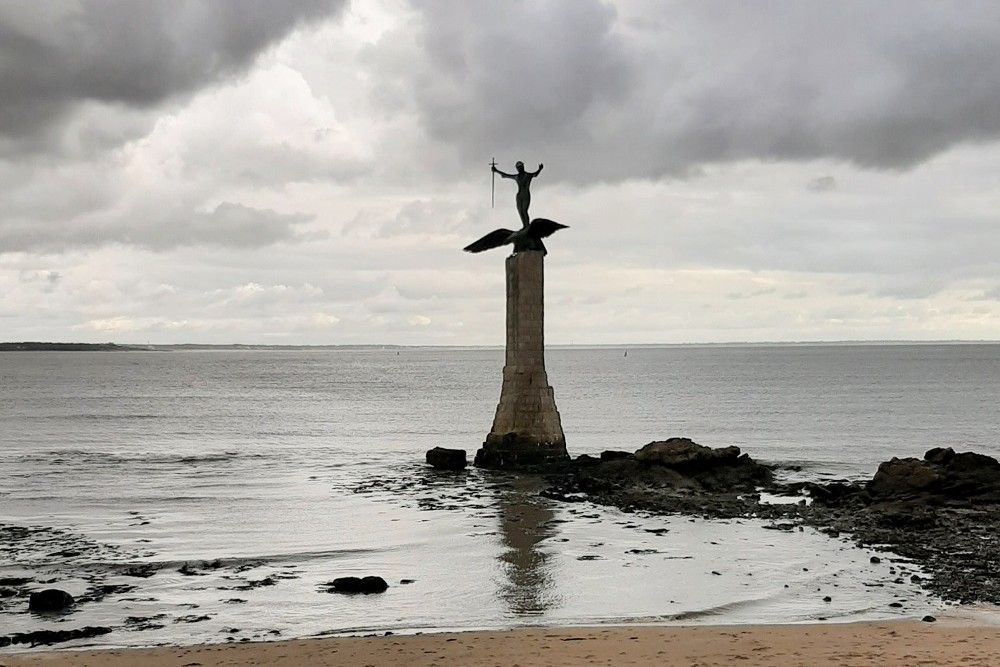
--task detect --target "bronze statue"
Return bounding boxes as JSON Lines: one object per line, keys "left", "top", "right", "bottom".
{"left": 463, "top": 218, "right": 567, "bottom": 255}
{"left": 466, "top": 160, "right": 567, "bottom": 256}
{"left": 493, "top": 161, "right": 543, "bottom": 228}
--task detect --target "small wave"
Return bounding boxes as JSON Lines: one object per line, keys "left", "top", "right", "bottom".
{"left": 667, "top": 599, "right": 764, "bottom": 622}
{"left": 16, "top": 449, "right": 271, "bottom": 467}
{"left": 77, "top": 548, "right": 384, "bottom": 576}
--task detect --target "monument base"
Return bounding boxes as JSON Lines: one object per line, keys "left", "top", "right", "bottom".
{"left": 474, "top": 251, "right": 569, "bottom": 471}
{"left": 474, "top": 433, "right": 569, "bottom": 469}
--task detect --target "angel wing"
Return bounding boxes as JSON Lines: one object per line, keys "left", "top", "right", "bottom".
{"left": 463, "top": 228, "right": 515, "bottom": 253}
{"left": 527, "top": 218, "right": 569, "bottom": 239}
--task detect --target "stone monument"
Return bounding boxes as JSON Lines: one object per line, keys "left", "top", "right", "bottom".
{"left": 463, "top": 160, "right": 569, "bottom": 468}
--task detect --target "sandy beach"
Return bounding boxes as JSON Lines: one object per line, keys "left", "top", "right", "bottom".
{"left": 4, "top": 618, "right": 999, "bottom": 667}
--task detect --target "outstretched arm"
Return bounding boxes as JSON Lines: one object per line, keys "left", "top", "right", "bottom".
{"left": 492, "top": 166, "right": 515, "bottom": 179}
{"left": 529, "top": 163, "right": 544, "bottom": 176}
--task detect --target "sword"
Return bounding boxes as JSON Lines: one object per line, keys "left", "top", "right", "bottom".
{"left": 490, "top": 157, "right": 497, "bottom": 208}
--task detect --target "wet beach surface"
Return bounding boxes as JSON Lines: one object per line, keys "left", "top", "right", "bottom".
{"left": 1, "top": 461, "right": 943, "bottom": 652}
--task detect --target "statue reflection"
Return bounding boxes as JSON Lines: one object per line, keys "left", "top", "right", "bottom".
{"left": 493, "top": 476, "right": 561, "bottom": 616}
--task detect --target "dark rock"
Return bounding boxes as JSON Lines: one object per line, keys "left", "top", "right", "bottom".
{"left": 0, "top": 577, "right": 32, "bottom": 586}
{"left": 869, "top": 556, "right": 881, "bottom": 564}
{"left": 945, "top": 451, "right": 1000, "bottom": 473}
{"left": 867, "top": 458, "right": 939, "bottom": 497}
{"left": 6, "top": 626, "right": 112, "bottom": 647}
{"left": 924, "top": 447, "right": 955, "bottom": 465}
{"left": 178, "top": 562, "right": 202, "bottom": 576}
{"left": 28, "top": 588, "right": 74, "bottom": 612}
{"left": 600, "top": 450, "right": 632, "bottom": 462}
{"left": 124, "top": 614, "right": 167, "bottom": 631}
{"left": 634, "top": 438, "right": 741, "bottom": 472}
{"left": 175, "top": 614, "right": 212, "bottom": 623}
{"left": 77, "top": 583, "right": 136, "bottom": 604}
{"left": 426, "top": 447, "right": 467, "bottom": 471}
{"left": 823, "top": 596, "right": 832, "bottom": 602}
{"left": 539, "top": 488, "right": 587, "bottom": 502}
{"left": 922, "top": 615, "right": 937, "bottom": 623}
{"left": 0, "top": 587, "right": 18, "bottom": 597}
{"left": 573, "top": 454, "right": 602, "bottom": 467}
{"left": 763, "top": 523, "right": 795, "bottom": 531}
{"left": 889, "top": 602, "right": 903, "bottom": 608}
{"left": 326, "top": 576, "right": 389, "bottom": 594}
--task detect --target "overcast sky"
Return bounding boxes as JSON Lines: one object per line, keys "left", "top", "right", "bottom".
{"left": 3, "top": 0, "right": 1000, "bottom": 345}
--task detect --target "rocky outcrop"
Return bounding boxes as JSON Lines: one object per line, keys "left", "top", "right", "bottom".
{"left": 426, "top": 447, "right": 467, "bottom": 470}
{"left": 634, "top": 438, "right": 741, "bottom": 472}
{"left": 868, "top": 457, "right": 940, "bottom": 497}
{"left": 866, "top": 448, "right": 1000, "bottom": 503}
{"left": 542, "top": 438, "right": 773, "bottom": 513}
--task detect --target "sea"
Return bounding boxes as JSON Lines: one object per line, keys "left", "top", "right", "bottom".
{"left": 2, "top": 343, "right": 999, "bottom": 650}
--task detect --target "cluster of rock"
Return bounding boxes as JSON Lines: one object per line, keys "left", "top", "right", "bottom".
{"left": 533, "top": 437, "right": 1000, "bottom": 606}
{"left": 542, "top": 438, "right": 773, "bottom": 510}
{"left": 866, "top": 447, "right": 1000, "bottom": 504}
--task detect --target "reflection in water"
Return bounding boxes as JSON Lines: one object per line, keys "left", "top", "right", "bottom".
{"left": 494, "top": 476, "right": 561, "bottom": 615}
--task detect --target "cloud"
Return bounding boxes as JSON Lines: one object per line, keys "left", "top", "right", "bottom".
{"left": 807, "top": 176, "right": 837, "bottom": 192}
{"left": 0, "top": 200, "right": 312, "bottom": 254}
{"left": 385, "top": 1, "right": 1000, "bottom": 183}
{"left": 0, "top": 0, "right": 347, "bottom": 151}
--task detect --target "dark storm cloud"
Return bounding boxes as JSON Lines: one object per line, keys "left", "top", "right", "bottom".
{"left": 396, "top": 0, "right": 1000, "bottom": 183}
{"left": 0, "top": 0, "right": 346, "bottom": 148}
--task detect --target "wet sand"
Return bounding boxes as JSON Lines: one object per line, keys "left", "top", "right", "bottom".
{"left": 4, "top": 618, "right": 998, "bottom": 667}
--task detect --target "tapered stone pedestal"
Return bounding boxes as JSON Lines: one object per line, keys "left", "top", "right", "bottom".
{"left": 475, "top": 250, "right": 568, "bottom": 469}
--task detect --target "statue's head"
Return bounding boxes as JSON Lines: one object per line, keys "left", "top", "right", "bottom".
{"left": 515, "top": 161, "right": 524, "bottom": 172}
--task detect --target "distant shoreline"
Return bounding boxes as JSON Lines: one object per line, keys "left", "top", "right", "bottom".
{"left": 2, "top": 340, "right": 999, "bottom": 352}
{"left": 0, "top": 342, "right": 139, "bottom": 352}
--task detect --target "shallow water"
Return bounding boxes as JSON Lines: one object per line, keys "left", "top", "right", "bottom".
{"left": 4, "top": 344, "right": 996, "bottom": 649}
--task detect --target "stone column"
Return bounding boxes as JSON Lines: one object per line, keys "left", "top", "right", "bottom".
{"left": 475, "top": 250, "right": 568, "bottom": 468}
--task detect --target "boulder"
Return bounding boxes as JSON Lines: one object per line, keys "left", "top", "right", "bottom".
{"left": 634, "top": 438, "right": 741, "bottom": 472}
{"left": 924, "top": 447, "right": 955, "bottom": 466}
{"left": 573, "top": 454, "right": 602, "bottom": 467}
{"left": 600, "top": 450, "right": 633, "bottom": 462}
{"left": 28, "top": 589, "right": 74, "bottom": 612}
{"left": 426, "top": 447, "right": 467, "bottom": 470}
{"left": 327, "top": 576, "right": 389, "bottom": 594}
{"left": 937, "top": 451, "right": 1000, "bottom": 498}
{"left": 867, "top": 458, "right": 939, "bottom": 497}
{"left": 944, "top": 451, "right": 1000, "bottom": 473}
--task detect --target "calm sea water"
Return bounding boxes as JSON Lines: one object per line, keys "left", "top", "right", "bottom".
{"left": 2, "top": 344, "right": 998, "bottom": 649}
